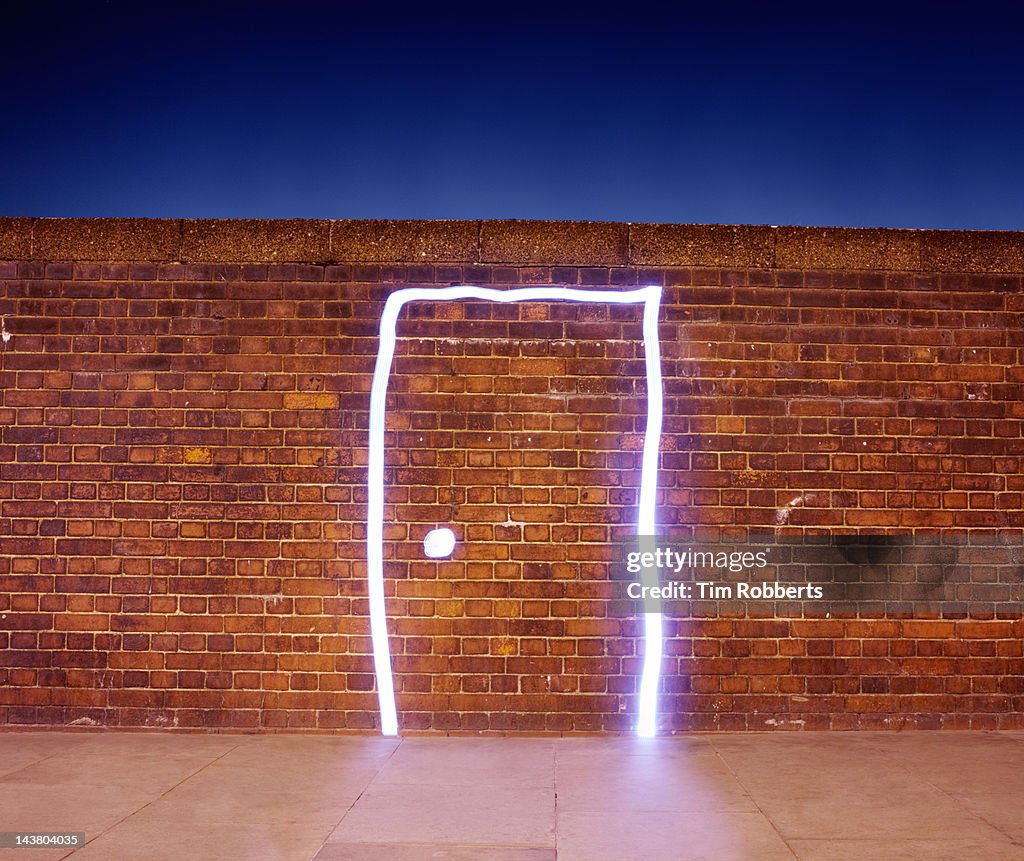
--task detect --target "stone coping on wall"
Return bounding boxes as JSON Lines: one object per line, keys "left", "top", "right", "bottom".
{"left": 1, "top": 217, "right": 1023, "bottom": 272}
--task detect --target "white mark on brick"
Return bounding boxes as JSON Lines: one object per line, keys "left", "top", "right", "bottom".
{"left": 764, "top": 718, "right": 806, "bottom": 728}
{"left": 0, "top": 317, "right": 11, "bottom": 344}
{"left": 69, "top": 716, "right": 99, "bottom": 727}
{"left": 775, "top": 493, "right": 805, "bottom": 525}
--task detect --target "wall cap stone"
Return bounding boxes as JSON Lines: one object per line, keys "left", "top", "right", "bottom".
{"left": 330, "top": 220, "right": 479, "bottom": 263}
{"left": 481, "top": 220, "right": 628, "bottom": 266}
{"left": 181, "top": 219, "right": 330, "bottom": 263}
{"left": 32, "top": 217, "right": 181, "bottom": 262}
{"left": 1, "top": 217, "right": 1022, "bottom": 273}
{"left": 629, "top": 223, "right": 775, "bottom": 268}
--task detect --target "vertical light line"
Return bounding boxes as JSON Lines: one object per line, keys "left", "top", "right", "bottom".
{"left": 636, "top": 286, "right": 664, "bottom": 738}
{"left": 366, "top": 292, "right": 404, "bottom": 736}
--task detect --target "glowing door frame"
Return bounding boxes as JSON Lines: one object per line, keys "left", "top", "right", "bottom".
{"left": 366, "top": 285, "right": 664, "bottom": 737}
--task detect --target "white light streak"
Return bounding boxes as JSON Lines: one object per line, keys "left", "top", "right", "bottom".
{"left": 367, "top": 285, "right": 664, "bottom": 737}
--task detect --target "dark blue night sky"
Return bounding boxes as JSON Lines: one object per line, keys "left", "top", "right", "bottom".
{"left": 4, "top": 1, "right": 1023, "bottom": 229}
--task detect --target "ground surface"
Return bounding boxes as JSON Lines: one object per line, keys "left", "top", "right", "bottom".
{"left": 1, "top": 730, "right": 1022, "bottom": 860}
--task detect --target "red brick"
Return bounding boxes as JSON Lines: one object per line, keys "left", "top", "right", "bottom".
{"left": 1, "top": 219, "right": 1022, "bottom": 732}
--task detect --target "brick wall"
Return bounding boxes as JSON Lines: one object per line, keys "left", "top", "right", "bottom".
{"left": 1, "top": 218, "right": 1022, "bottom": 732}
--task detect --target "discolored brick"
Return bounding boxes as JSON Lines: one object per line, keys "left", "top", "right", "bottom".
{"left": 283, "top": 392, "right": 340, "bottom": 410}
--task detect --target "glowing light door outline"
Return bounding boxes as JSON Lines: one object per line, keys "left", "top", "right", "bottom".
{"left": 367, "top": 285, "right": 664, "bottom": 737}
